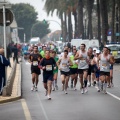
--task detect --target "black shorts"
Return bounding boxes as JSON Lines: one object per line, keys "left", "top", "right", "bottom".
{"left": 88, "top": 65, "right": 95, "bottom": 75}
{"left": 70, "top": 68, "right": 78, "bottom": 75}
{"left": 31, "top": 67, "right": 41, "bottom": 75}
{"left": 61, "top": 71, "right": 70, "bottom": 76}
{"left": 43, "top": 73, "right": 53, "bottom": 83}
{"left": 99, "top": 71, "right": 110, "bottom": 76}
{"left": 77, "top": 69, "right": 88, "bottom": 74}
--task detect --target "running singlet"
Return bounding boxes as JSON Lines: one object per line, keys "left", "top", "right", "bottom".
{"left": 70, "top": 55, "right": 78, "bottom": 68}
{"left": 100, "top": 54, "right": 110, "bottom": 72}
{"left": 60, "top": 58, "right": 70, "bottom": 72}
{"left": 78, "top": 50, "right": 89, "bottom": 69}
{"left": 29, "top": 53, "right": 42, "bottom": 67}
{"left": 40, "top": 57, "right": 56, "bottom": 74}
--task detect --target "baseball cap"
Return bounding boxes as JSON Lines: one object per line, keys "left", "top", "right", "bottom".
{"left": 93, "top": 48, "right": 97, "bottom": 51}
{"left": 96, "top": 50, "right": 100, "bottom": 54}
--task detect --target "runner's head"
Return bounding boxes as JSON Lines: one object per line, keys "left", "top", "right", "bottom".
{"left": 73, "top": 48, "right": 77, "bottom": 56}
{"left": 80, "top": 44, "right": 86, "bottom": 51}
{"left": 42, "top": 46, "right": 46, "bottom": 51}
{"left": 96, "top": 50, "right": 100, "bottom": 56}
{"left": 88, "top": 47, "right": 93, "bottom": 55}
{"left": 103, "top": 47, "right": 108, "bottom": 54}
{"left": 51, "top": 51, "right": 56, "bottom": 58}
{"left": 108, "top": 48, "right": 111, "bottom": 54}
{"left": 33, "top": 46, "right": 38, "bottom": 53}
{"left": 64, "top": 50, "right": 68, "bottom": 58}
{"left": 64, "top": 46, "right": 68, "bottom": 51}
{"left": 45, "top": 50, "right": 50, "bottom": 59}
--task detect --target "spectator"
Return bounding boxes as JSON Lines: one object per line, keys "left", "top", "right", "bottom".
{"left": 13, "top": 44, "right": 19, "bottom": 63}
{"left": 0, "top": 48, "right": 10, "bottom": 95}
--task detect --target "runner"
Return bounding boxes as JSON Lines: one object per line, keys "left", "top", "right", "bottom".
{"left": 92, "top": 49, "right": 101, "bottom": 92}
{"left": 107, "top": 48, "right": 115, "bottom": 87}
{"left": 57, "top": 50, "right": 73, "bottom": 94}
{"left": 29, "top": 46, "right": 42, "bottom": 91}
{"left": 40, "top": 50, "right": 56, "bottom": 100}
{"left": 87, "top": 47, "right": 95, "bottom": 87}
{"left": 74, "top": 43, "right": 89, "bottom": 94}
{"left": 70, "top": 48, "right": 78, "bottom": 90}
{"left": 51, "top": 51, "right": 59, "bottom": 91}
{"left": 97, "top": 47, "right": 115, "bottom": 94}
{"left": 40, "top": 46, "right": 46, "bottom": 58}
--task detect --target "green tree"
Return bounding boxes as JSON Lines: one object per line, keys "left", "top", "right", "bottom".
{"left": 12, "top": 3, "right": 38, "bottom": 42}
{"left": 31, "top": 21, "right": 50, "bottom": 39}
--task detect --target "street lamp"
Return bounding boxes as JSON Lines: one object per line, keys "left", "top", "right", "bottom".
{"left": 84, "top": 15, "right": 87, "bottom": 39}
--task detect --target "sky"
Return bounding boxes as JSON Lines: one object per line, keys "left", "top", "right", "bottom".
{"left": 8, "top": 0, "right": 61, "bottom": 32}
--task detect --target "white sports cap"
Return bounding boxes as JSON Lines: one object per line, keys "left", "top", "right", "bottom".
{"left": 96, "top": 50, "right": 100, "bottom": 54}
{"left": 93, "top": 48, "right": 97, "bottom": 51}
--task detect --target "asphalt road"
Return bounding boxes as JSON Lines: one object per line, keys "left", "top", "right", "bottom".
{"left": 0, "top": 60, "right": 120, "bottom": 120}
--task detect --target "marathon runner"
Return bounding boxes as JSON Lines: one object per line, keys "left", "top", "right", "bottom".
{"left": 97, "top": 47, "right": 115, "bottom": 94}
{"left": 40, "top": 50, "right": 56, "bottom": 100}
{"left": 57, "top": 50, "right": 73, "bottom": 94}
{"left": 51, "top": 51, "right": 59, "bottom": 91}
{"left": 70, "top": 48, "right": 78, "bottom": 90}
{"left": 74, "top": 43, "right": 89, "bottom": 94}
{"left": 29, "top": 46, "right": 42, "bottom": 91}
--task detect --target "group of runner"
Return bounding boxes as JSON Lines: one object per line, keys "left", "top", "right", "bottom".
{"left": 28, "top": 43, "right": 115, "bottom": 100}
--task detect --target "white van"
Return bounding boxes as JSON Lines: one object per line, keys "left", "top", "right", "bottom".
{"left": 29, "top": 37, "right": 40, "bottom": 45}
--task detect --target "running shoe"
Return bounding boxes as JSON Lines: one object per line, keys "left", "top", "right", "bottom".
{"left": 35, "top": 86, "right": 38, "bottom": 91}
{"left": 107, "top": 85, "right": 111, "bottom": 88}
{"left": 88, "top": 83, "right": 91, "bottom": 87}
{"left": 74, "top": 87, "right": 77, "bottom": 91}
{"left": 103, "top": 90, "right": 107, "bottom": 94}
{"left": 84, "top": 87, "right": 88, "bottom": 93}
{"left": 111, "top": 83, "right": 114, "bottom": 87}
{"left": 64, "top": 90, "right": 68, "bottom": 94}
{"left": 45, "top": 90, "right": 48, "bottom": 96}
{"left": 47, "top": 95, "right": 51, "bottom": 100}
{"left": 31, "top": 85, "right": 35, "bottom": 91}
{"left": 97, "top": 87, "right": 100, "bottom": 92}
{"left": 52, "top": 88, "right": 55, "bottom": 91}
{"left": 81, "top": 88, "right": 84, "bottom": 94}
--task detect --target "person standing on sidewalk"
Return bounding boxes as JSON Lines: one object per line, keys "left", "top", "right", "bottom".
{"left": 40, "top": 50, "right": 56, "bottom": 100}
{"left": 13, "top": 44, "right": 19, "bottom": 64}
{"left": 29, "top": 46, "right": 42, "bottom": 91}
{"left": 0, "top": 48, "right": 10, "bottom": 95}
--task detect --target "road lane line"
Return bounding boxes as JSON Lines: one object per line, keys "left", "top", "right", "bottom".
{"left": 21, "top": 99, "right": 32, "bottom": 120}
{"left": 95, "top": 87, "right": 120, "bottom": 101}
{"left": 37, "top": 93, "right": 49, "bottom": 120}
{"left": 107, "top": 92, "right": 120, "bottom": 101}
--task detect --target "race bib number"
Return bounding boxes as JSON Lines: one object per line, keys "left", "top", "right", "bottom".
{"left": 46, "top": 65, "right": 52, "bottom": 71}
{"left": 102, "top": 64, "right": 107, "bottom": 70}
{"left": 62, "top": 63, "right": 67, "bottom": 67}
{"left": 33, "top": 61, "right": 38, "bottom": 66}
{"left": 80, "top": 59, "right": 86, "bottom": 63}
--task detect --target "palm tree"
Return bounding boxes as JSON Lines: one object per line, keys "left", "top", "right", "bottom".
{"left": 78, "top": 0, "right": 84, "bottom": 39}
{"left": 86, "top": 0, "right": 94, "bottom": 39}
{"left": 100, "top": 0, "right": 108, "bottom": 44}
{"left": 111, "top": 0, "right": 115, "bottom": 42}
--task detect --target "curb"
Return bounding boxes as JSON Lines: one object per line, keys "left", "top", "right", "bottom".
{"left": 0, "top": 62, "right": 22, "bottom": 104}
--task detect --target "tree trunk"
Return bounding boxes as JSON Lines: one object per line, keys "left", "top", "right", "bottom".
{"left": 60, "top": 13, "right": 64, "bottom": 41}
{"left": 118, "top": 0, "right": 120, "bottom": 42}
{"left": 97, "top": 0, "right": 101, "bottom": 44}
{"left": 87, "top": 0, "right": 94, "bottom": 40}
{"left": 111, "top": 0, "right": 115, "bottom": 42}
{"left": 72, "top": 10, "right": 77, "bottom": 38}
{"left": 68, "top": 11, "right": 72, "bottom": 42}
{"left": 78, "top": 0, "right": 84, "bottom": 39}
{"left": 100, "top": 0, "right": 108, "bottom": 44}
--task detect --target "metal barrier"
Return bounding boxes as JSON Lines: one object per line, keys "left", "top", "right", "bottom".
{"left": 2, "top": 60, "right": 16, "bottom": 96}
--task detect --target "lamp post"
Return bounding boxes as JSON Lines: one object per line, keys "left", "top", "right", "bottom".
{"left": 84, "top": 16, "right": 87, "bottom": 39}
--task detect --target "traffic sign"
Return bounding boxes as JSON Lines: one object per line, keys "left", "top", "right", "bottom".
{"left": 116, "top": 33, "right": 120, "bottom": 36}
{"left": 0, "top": 8, "right": 13, "bottom": 26}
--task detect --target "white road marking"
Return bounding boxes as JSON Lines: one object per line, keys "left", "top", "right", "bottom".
{"left": 95, "top": 86, "right": 120, "bottom": 101}
{"left": 37, "top": 93, "right": 49, "bottom": 120}
{"left": 21, "top": 99, "right": 32, "bottom": 120}
{"left": 107, "top": 92, "right": 120, "bottom": 101}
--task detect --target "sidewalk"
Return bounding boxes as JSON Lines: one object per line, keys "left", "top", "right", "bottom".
{"left": 0, "top": 58, "right": 21, "bottom": 104}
